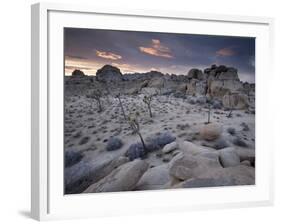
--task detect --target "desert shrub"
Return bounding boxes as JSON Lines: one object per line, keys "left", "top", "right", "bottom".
{"left": 146, "top": 132, "right": 176, "bottom": 152}
{"left": 65, "top": 150, "right": 83, "bottom": 168}
{"left": 227, "top": 127, "right": 236, "bottom": 135}
{"left": 106, "top": 137, "right": 123, "bottom": 151}
{"left": 126, "top": 143, "right": 146, "bottom": 161}
{"left": 79, "top": 136, "right": 90, "bottom": 145}
{"left": 213, "top": 138, "right": 229, "bottom": 150}
{"left": 211, "top": 100, "right": 223, "bottom": 109}
{"left": 196, "top": 96, "right": 207, "bottom": 105}
{"left": 240, "top": 122, "right": 250, "bottom": 131}
{"left": 173, "top": 92, "right": 186, "bottom": 99}
{"left": 233, "top": 137, "right": 248, "bottom": 147}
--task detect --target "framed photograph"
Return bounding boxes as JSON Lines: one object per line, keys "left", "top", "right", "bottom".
{"left": 31, "top": 2, "right": 274, "bottom": 221}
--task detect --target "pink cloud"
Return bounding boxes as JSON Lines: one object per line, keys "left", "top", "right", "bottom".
{"left": 95, "top": 50, "right": 122, "bottom": 60}
{"left": 216, "top": 47, "right": 236, "bottom": 57}
{"left": 139, "top": 39, "right": 173, "bottom": 58}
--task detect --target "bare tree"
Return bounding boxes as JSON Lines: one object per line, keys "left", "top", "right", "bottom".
{"left": 143, "top": 95, "right": 153, "bottom": 118}
{"left": 89, "top": 89, "right": 103, "bottom": 112}
{"left": 116, "top": 93, "right": 127, "bottom": 120}
{"left": 128, "top": 113, "right": 146, "bottom": 150}
{"left": 207, "top": 102, "right": 211, "bottom": 123}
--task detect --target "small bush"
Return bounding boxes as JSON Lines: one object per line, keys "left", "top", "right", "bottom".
{"left": 79, "top": 136, "right": 90, "bottom": 145}
{"left": 106, "top": 137, "right": 123, "bottom": 151}
{"left": 227, "top": 127, "right": 236, "bottom": 135}
{"left": 146, "top": 132, "right": 176, "bottom": 151}
{"left": 233, "top": 137, "right": 248, "bottom": 147}
{"left": 65, "top": 150, "right": 83, "bottom": 168}
{"left": 126, "top": 143, "right": 146, "bottom": 161}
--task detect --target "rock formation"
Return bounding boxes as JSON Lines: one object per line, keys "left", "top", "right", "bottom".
{"left": 96, "top": 64, "right": 123, "bottom": 83}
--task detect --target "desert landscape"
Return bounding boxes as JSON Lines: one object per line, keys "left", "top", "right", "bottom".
{"left": 64, "top": 64, "right": 255, "bottom": 194}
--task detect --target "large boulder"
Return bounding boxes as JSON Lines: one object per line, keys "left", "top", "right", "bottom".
{"left": 84, "top": 159, "right": 149, "bottom": 193}
{"left": 181, "top": 165, "right": 255, "bottom": 188}
{"left": 96, "top": 65, "right": 123, "bottom": 83}
{"left": 222, "top": 93, "right": 249, "bottom": 109}
{"left": 219, "top": 147, "right": 240, "bottom": 168}
{"left": 168, "top": 152, "right": 221, "bottom": 181}
{"left": 65, "top": 156, "right": 129, "bottom": 194}
{"left": 135, "top": 164, "right": 170, "bottom": 190}
{"left": 200, "top": 123, "right": 222, "bottom": 141}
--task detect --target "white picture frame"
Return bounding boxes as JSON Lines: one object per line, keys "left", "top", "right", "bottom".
{"left": 31, "top": 2, "right": 274, "bottom": 221}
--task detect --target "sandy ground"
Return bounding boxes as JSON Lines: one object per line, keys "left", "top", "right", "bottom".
{"left": 64, "top": 94, "right": 255, "bottom": 169}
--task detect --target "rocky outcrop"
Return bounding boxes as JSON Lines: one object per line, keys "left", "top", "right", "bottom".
{"left": 135, "top": 164, "right": 170, "bottom": 190}
{"left": 96, "top": 65, "right": 123, "bottom": 83}
{"left": 66, "top": 64, "right": 254, "bottom": 110}
{"left": 186, "top": 79, "right": 207, "bottom": 96}
{"left": 187, "top": 68, "right": 206, "bottom": 80}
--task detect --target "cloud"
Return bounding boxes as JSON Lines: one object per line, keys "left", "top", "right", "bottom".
{"left": 216, "top": 47, "right": 236, "bottom": 57}
{"left": 139, "top": 39, "right": 173, "bottom": 58}
{"left": 65, "top": 55, "right": 88, "bottom": 60}
{"left": 95, "top": 50, "right": 122, "bottom": 60}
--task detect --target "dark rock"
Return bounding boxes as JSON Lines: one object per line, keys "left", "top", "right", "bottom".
{"left": 106, "top": 137, "right": 123, "bottom": 151}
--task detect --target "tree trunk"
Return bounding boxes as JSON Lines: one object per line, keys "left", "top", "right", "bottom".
{"left": 207, "top": 104, "right": 211, "bottom": 123}
{"left": 148, "top": 105, "right": 152, "bottom": 118}
{"left": 138, "top": 132, "right": 147, "bottom": 151}
{"left": 118, "top": 97, "right": 127, "bottom": 120}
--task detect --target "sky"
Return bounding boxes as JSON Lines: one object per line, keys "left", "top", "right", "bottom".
{"left": 64, "top": 28, "right": 255, "bottom": 83}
